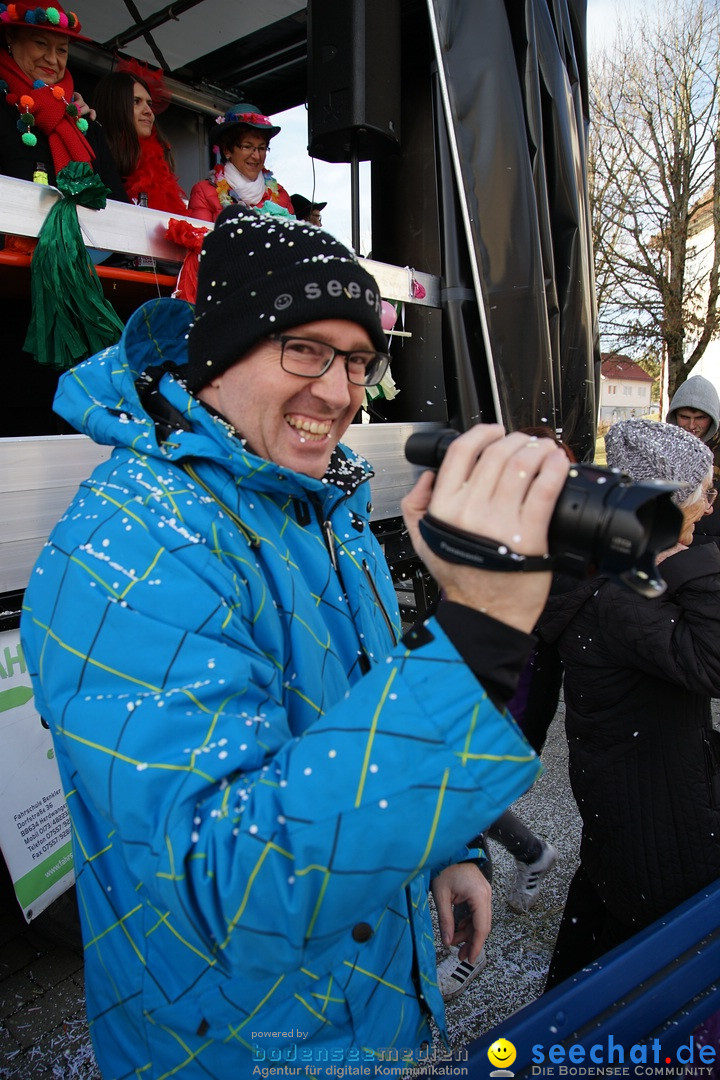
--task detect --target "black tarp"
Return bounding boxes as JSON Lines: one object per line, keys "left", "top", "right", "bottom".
{"left": 429, "top": 0, "right": 598, "bottom": 460}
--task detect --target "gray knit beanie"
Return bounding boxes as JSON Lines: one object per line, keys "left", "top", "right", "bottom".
{"left": 186, "top": 208, "right": 385, "bottom": 391}
{"left": 605, "top": 419, "right": 712, "bottom": 504}
{"left": 666, "top": 374, "right": 720, "bottom": 442}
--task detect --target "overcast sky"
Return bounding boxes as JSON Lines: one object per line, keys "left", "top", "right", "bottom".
{"left": 270, "top": 1, "right": 641, "bottom": 251}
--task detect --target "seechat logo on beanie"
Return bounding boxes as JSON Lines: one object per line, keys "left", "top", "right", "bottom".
{"left": 186, "top": 210, "right": 385, "bottom": 392}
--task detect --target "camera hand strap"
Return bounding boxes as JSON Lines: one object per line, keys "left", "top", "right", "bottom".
{"left": 418, "top": 514, "right": 553, "bottom": 572}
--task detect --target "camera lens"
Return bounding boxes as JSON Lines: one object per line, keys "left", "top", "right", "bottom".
{"left": 405, "top": 428, "right": 682, "bottom": 596}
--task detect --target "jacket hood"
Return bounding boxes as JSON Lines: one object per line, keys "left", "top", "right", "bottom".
{"left": 53, "top": 297, "right": 372, "bottom": 506}
{"left": 666, "top": 375, "right": 720, "bottom": 442}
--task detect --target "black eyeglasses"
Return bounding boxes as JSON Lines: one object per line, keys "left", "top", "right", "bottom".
{"left": 270, "top": 335, "right": 391, "bottom": 387}
{"left": 236, "top": 143, "right": 268, "bottom": 155}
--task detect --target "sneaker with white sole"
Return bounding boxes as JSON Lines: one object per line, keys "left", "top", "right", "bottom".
{"left": 506, "top": 840, "right": 558, "bottom": 914}
{"left": 436, "top": 945, "right": 488, "bottom": 1000}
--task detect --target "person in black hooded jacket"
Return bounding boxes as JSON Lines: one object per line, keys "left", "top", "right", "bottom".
{"left": 540, "top": 419, "right": 720, "bottom": 990}
{"left": 666, "top": 374, "right": 720, "bottom": 545}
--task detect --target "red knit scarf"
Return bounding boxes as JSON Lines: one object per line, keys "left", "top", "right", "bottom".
{"left": 123, "top": 129, "right": 187, "bottom": 213}
{"left": 0, "top": 51, "right": 94, "bottom": 174}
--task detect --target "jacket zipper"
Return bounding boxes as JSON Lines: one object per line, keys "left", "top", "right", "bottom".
{"left": 362, "top": 559, "right": 397, "bottom": 644}
{"left": 313, "top": 505, "right": 396, "bottom": 647}
{"left": 311, "top": 497, "right": 372, "bottom": 672}
{"left": 321, "top": 518, "right": 339, "bottom": 572}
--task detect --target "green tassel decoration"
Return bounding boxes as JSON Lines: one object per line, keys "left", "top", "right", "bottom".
{"left": 24, "top": 162, "right": 125, "bottom": 370}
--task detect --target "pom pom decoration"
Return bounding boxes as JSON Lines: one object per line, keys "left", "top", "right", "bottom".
{"left": 1, "top": 77, "right": 91, "bottom": 154}
{"left": 47, "top": 7, "right": 60, "bottom": 25}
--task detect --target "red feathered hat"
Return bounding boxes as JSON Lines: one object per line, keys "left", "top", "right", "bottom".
{"left": 116, "top": 56, "right": 172, "bottom": 114}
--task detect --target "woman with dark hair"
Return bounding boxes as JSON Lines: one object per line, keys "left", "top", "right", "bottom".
{"left": 92, "top": 70, "right": 186, "bottom": 213}
{"left": 187, "top": 102, "right": 294, "bottom": 222}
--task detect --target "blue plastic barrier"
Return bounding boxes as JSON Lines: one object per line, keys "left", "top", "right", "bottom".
{"left": 464, "top": 879, "right": 720, "bottom": 1077}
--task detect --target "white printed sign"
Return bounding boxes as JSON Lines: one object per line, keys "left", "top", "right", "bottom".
{"left": 0, "top": 626, "right": 74, "bottom": 920}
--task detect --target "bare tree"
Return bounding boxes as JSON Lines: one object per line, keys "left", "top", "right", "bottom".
{"left": 589, "top": 0, "right": 720, "bottom": 400}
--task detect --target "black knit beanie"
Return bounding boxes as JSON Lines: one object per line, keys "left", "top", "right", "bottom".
{"left": 186, "top": 208, "right": 385, "bottom": 391}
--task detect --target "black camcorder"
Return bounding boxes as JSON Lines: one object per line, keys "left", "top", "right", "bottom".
{"left": 405, "top": 428, "right": 683, "bottom": 598}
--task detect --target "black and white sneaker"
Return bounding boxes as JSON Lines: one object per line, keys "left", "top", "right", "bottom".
{"left": 507, "top": 840, "right": 558, "bottom": 914}
{"left": 436, "top": 946, "right": 488, "bottom": 1000}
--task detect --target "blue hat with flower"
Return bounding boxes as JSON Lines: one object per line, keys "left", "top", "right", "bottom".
{"left": 212, "top": 102, "right": 281, "bottom": 144}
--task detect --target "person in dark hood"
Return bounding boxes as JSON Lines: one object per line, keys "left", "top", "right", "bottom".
{"left": 540, "top": 419, "right": 720, "bottom": 990}
{"left": 666, "top": 374, "right": 720, "bottom": 544}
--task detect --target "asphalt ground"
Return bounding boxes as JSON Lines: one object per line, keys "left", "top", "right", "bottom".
{"left": 2, "top": 699, "right": 717, "bottom": 1078}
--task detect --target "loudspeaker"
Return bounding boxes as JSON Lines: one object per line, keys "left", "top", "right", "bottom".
{"left": 307, "top": 0, "right": 401, "bottom": 163}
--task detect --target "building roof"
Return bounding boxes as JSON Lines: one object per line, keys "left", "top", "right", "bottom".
{"left": 601, "top": 355, "right": 654, "bottom": 382}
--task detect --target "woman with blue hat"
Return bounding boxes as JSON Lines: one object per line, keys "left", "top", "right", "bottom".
{"left": 188, "top": 102, "right": 294, "bottom": 222}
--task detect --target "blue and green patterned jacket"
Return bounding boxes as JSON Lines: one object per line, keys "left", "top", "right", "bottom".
{"left": 21, "top": 298, "right": 540, "bottom": 1078}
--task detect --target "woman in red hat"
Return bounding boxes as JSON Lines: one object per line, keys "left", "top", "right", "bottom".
{"left": 0, "top": 1, "right": 127, "bottom": 201}
{"left": 92, "top": 68, "right": 187, "bottom": 214}
{"left": 187, "top": 103, "right": 294, "bottom": 222}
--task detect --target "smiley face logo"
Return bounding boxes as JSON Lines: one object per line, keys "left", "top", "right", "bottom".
{"left": 488, "top": 1039, "right": 517, "bottom": 1071}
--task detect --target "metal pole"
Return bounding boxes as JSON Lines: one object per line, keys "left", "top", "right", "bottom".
{"left": 350, "top": 138, "right": 361, "bottom": 254}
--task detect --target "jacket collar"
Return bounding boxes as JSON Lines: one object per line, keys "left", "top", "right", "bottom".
{"left": 54, "top": 297, "right": 372, "bottom": 508}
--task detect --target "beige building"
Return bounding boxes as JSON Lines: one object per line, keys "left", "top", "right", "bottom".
{"left": 599, "top": 355, "right": 654, "bottom": 423}
{"left": 684, "top": 191, "right": 720, "bottom": 394}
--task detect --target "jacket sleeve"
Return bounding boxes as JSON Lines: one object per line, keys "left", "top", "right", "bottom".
{"left": 596, "top": 544, "right": 720, "bottom": 695}
{"left": 188, "top": 179, "right": 218, "bottom": 221}
{"left": 22, "top": 475, "right": 540, "bottom": 982}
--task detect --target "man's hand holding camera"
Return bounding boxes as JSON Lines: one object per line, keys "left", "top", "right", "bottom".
{"left": 402, "top": 425, "right": 568, "bottom": 633}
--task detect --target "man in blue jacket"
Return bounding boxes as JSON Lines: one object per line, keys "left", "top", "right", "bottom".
{"left": 21, "top": 209, "right": 568, "bottom": 1078}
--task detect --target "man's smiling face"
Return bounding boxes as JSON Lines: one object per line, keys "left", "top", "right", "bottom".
{"left": 197, "top": 319, "right": 368, "bottom": 478}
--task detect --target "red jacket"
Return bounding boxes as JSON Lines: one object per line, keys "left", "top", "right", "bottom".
{"left": 188, "top": 175, "right": 294, "bottom": 222}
